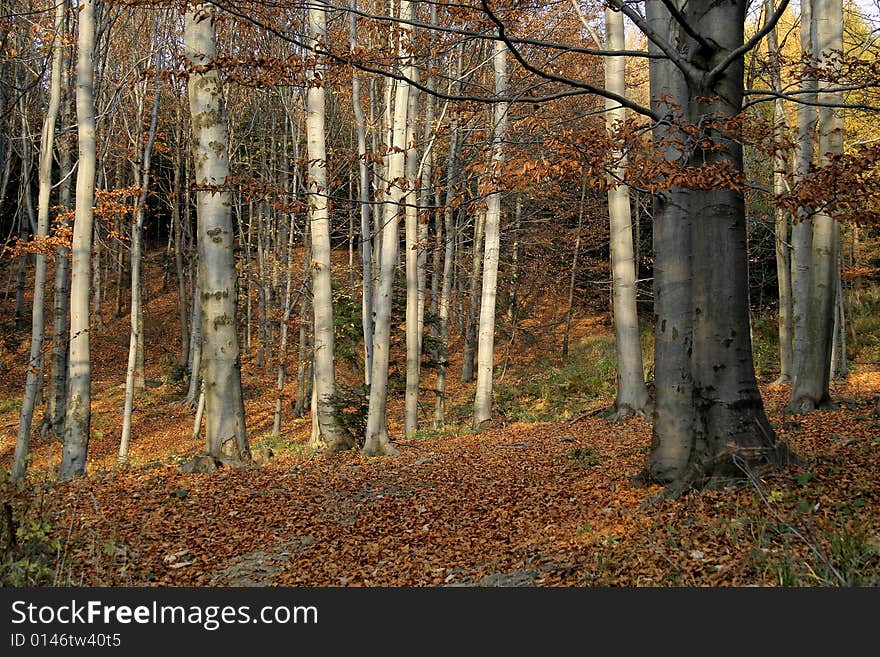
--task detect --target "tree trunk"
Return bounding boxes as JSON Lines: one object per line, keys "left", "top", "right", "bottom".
{"left": 349, "top": 0, "right": 374, "bottom": 388}
{"left": 605, "top": 7, "right": 648, "bottom": 419}
{"left": 60, "top": 0, "right": 98, "bottom": 480}
{"left": 185, "top": 3, "right": 249, "bottom": 463}
{"left": 663, "top": 0, "right": 786, "bottom": 486}
{"left": 789, "top": 0, "right": 843, "bottom": 413}
{"left": 305, "top": 1, "right": 351, "bottom": 452}
{"left": 646, "top": 0, "right": 695, "bottom": 483}
{"left": 404, "top": 65, "right": 422, "bottom": 437}
{"left": 764, "top": 0, "right": 794, "bottom": 385}
{"left": 364, "top": 0, "right": 413, "bottom": 456}
{"left": 472, "top": 37, "right": 508, "bottom": 428}
{"left": 790, "top": 0, "right": 817, "bottom": 385}
{"left": 120, "top": 72, "right": 161, "bottom": 462}
{"left": 461, "top": 208, "right": 485, "bottom": 383}
{"left": 13, "top": 0, "right": 66, "bottom": 482}
{"left": 44, "top": 113, "right": 72, "bottom": 440}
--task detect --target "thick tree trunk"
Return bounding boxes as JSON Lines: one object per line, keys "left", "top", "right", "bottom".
{"left": 646, "top": 0, "right": 696, "bottom": 483}
{"left": 13, "top": 0, "right": 66, "bottom": 482}
{"left": 604, "top": 7, "right": 649, "bottom": 420}
{"left": 472, "top": 37, "right": 508, "bottom": 428}
{"left": 185, "top": 3, "right": 249, "bottom": 463}
{"left": 666, "top": 0, "right": 786, "bottom": 485}
{"left": 789, "top": 0, "right": 843, "bottom": 413}
{"left": 305, "top": 2, "right": 351, "bottom": 452}
{"left": 60, "top": 0, "right": 98, "bottom": 480}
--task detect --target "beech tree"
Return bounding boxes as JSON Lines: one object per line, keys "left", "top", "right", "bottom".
{"left": 603, "top": 6, "right": 649, "bottom": 420}
{"left": 305, "top": 0, "right": 352, "bottom": 451}
{"left": 185, "top": 2, "right": 250, "bottom": 463}
{"left": 60, "top": 0, "right": 99, "bottom": 480}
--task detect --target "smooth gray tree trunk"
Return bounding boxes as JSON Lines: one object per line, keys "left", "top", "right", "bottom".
{"left": 60, "top": 0, "right": 98, "bottom": 480}
{"left": 473, "top": 37, "right": 509, "bottom": 428}
{"left": 185, "top": 3, "right": 250, "bottom": 463}
{"left": 349, "top": 0, "right": 373, "bottom": 388}
{"left": 646, "top": 0, "right": 695, "bottom": 483}
{"left": 790, "top": 0, "right": 817, "bottom": 385}
{"left": 765, "top": 0, "right": 794, "bottom": 385}
{"left": 363, "top": 0, "right": 413, "bottom": 456}
{"left": 305, "top": 1, "right": 351, "bottom": 452}
{"left": 604, "top": 7, "right": 649, "bottom": 420}
{"left": 404, "top": 66, "right": 422, "bottom": 436}
{"left": 789, "top": 0, "right": 843, "bottom": 413}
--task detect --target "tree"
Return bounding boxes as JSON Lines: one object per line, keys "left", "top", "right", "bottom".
{"left": 473, "top": 35, "right": 509, "bottom": 428}
{"left": 363, "top": 0, "right": 414, "bottom": 456}
{"left": 60, "top": 0, "right": 99, "bottom": 480}
{"left": 603, "top": 6, "right": 649, "bottom": 420}
{"left": 13, "top": 0, "right": 66, "bottom": 483}
{"left": 185, "top": 2, "right": 250, "bottom": 463}
{"left": 305, "top": 0, "right": 353, "bottom": 452}
{"left": 789, "top": 0, "right": 844, "bottom": 413}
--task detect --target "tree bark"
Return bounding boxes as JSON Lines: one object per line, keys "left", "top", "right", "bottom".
{"left": 790, "top": 0, "right": 817, "bottom": 386}
{"left": 604, "top": 7, "right": 649, "bottom": 420}
{"left": 789, "top": 0, "right": 843, "bottom": 413}
{"left": 60, "top": 0, "right": 98, "bottom": 480}
{"left": 185, "top": 3, "right": 250, "bottom": 463}
{"left": 305, "top": 0, "right": 352, "bottom": 452}
{"left": 364, "top": 0, "right": 414, "bottom": 456}
{"left": 473, "top": 37, "right": 508, "bottom": 428}
{"left": 646, "top": 0, "right": 696, "bottom": 483}
{"left": 403, "top": 64, "right": 422, "bottom": 436}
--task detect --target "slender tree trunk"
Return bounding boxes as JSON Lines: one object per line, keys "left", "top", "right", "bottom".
{"left": 294, "top": 226, "right": 311, "bottom": 418}
{"left": 273, "top": 213, "right": 296, "bottom": 437}
{"left": 173, "top": 105, "right": 189, "bottom": 368}
{"left": 364, "top": 0, "right": 413, "bottom": 456}
{"left": 60, "top": 0, "right": 98, "bottom": 480}
{"left": 44, "top": 112, "right": 72, "bottom": 440}
{"left": 461, "top": 208, "right": 485, "bottom": 383}
{"left": 472, "top": 37, "right": 508, "bottom": 428}
{"left": 562, "top": 176, "right": 586, "bottom": 360}
{"left": 13, "top": 0, "right": 66, "bottom": 482}
{"left": 349, "top": 0, "right": 373, "bottom": 387}
{"left": 120, "top": 73, "right": 161, "bottom": 462}
{"left": 764, "top": 0, "right": 794, "bottom": 385}
{"left": 604, "top": 8, "right": 649, "bottom": 419}
{"left": 433, "top": 49, "right": 461, "bottom": 427}
{"left": 184, "top": 275, "right": 202, "bottom": 406}
{"left": 185, "top": 3, "right": 249, "bottom": 463}
{"left": 404, "top": 66, "right": 422, "bottom": 436}
{"left": 790, "top": 0, "right": 817, "bottom": 385}
{"left": 305, "top": 1, "right": 351, "bottom": 451}
{"left": 789, "top": 0, "right": 843, "bottom": 413}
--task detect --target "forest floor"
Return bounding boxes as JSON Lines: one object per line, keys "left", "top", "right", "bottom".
{"left": 1, "top": 251, "right": 880, "bottom": 586}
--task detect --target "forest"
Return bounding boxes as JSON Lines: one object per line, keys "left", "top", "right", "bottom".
{"left": 1, "top": 0, "right": 879, "bottom": 588}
